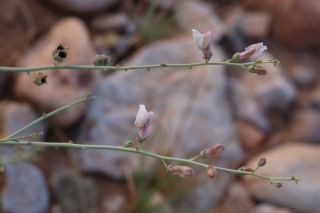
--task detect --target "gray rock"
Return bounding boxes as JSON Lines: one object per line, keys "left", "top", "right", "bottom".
{"left": 52, "top": 172, "right": 97, "bottom": 213}
{"left": 253, "top": 203, "right": 293, "bottom": 213}
{"left": 48, "top": 0, "right": 118, "bottom": 14}
{"left": 1, "top": 161, "right": 49, "bottom": 213}
{"left": 244, "top": 143, "right": 320, "bottom": 213}
{"left": 77, "top": 37, "right": 243, "bottom": 212}
{"left": 229, "top": 53, "right": 295, "bottom": 130}
{"left": 229, "top": 79, "right": 270, "bottom": 131}
{"left": 91, "top": 13, "right": 131, "bottom": 32}
{"left": 239, "top": 12, "right": 271, "bottom": 39}
{"left": 175, "top": 0, "right": 224, "bottom": 41}
{"left": 14, "top": 17, "right": 100, "bottom": 127}
{"left": 286, "top": 110, "right": 320, "bottom": 144}
{"left": 242, "top": 53, "right": 296, "bottom": 112}
{"left": 0, "top": 101, "right": 46, "bottom": 139}
{"left": 291, "top": 64, "right": 316, "bottom": 88}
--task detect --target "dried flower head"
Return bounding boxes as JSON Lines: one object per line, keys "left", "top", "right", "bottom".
{"left": 239, "top": 42, "right": 267, "bottom": 60}
{"left": 52, "top": 44, "right": 68, "bottom": 63}
{"left": 168, "top": 164, "right": 196, "bottom": 177}
{"left": 134, "top": 104, "right": 153, "bottom": 141}
{"left": 28, "top": 72, "right": 48, "bottom": 86}
{"left": 93, "top": 54, "right": 111, "bottom": 66}
{"left": 192, "top": 29, "right": 213, "bottom": 61}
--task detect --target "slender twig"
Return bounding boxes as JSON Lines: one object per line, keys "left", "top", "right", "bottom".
{"left": 0, "top": 60, "right": 275, "bottom": 73}
{"left": 2, "top": 95, "right": 95, "bottom": 140}
{"left": 0, "top": 140, "right": 298, "bottom": 183}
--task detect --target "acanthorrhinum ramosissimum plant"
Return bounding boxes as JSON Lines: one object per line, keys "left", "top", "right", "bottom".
{"left": 0, "top": 29, "right": 298, "bottom": 188}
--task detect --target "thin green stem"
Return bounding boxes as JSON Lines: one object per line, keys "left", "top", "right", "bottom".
{"left": 0, "top": 60, "right": 275, "bottom": 73}
{"left": 0, "top": 140, "right": 297, "bottom": 183}
{"left": 2, "top": 95, "right": 94, "bottom": 140}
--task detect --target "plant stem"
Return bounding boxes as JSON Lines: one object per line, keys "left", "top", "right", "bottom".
{"left": 2, "top": 95, "right": 95, "bottom": 140}
{"left": 0, "top": 140, "right": 296, "bottom": 183}
{"left": 0, "top": 60, "right": 275, "bottom": 73}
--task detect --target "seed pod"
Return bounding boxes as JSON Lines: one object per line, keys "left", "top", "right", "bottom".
{"left": 258, "top": 157, "right": 267, "bottom": 168}
{"left": 207, "top": 165, "right": 216, "bottom": 178}
{"left": 28, "top": 72, "right": 48, "bottom": 86}
{"left": 52, "top": 44, "right": 68, "bottom": 63}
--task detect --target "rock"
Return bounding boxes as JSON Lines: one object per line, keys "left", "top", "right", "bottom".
{"left": 243, "top": 0, "right": 320, "bottom": 48}
{"left": 48, "top": 0, "right": 118, "bottom": 14}
{"left": 244, "top": 143, "right": 320, "bottom": 212}
{"left": 1, "top": 161, "right": 49, "bottom": 213}
{"left": 77, "top": 37, "right": 243, "bottom": 212}
{"left": 239, "top": 12, "right": 271, "bottom": 39}
{"left": 14, "top": 17, "right": 100, "bottom": 127}
{"left": 243, "top": 53, "right": 296, "bottom": 112}
{"left": 286, "top": 110, "right": 320, "bottom": 143}
{"left": 236, "top": 120, "right": 266, "bottom": 149}
{"left": 0, "top": 101, "right": 46, "bottom": 139}
{"left": 175, "top": 0, "right": 224, "bottom": 41}
{"left": 220, "top": 183, "right": 254, "bottom": 212}
{"left": 52, "top": 172, "right": 97, "bottom": 213}
{"left": 91, "top": 13, "right": 131, "bottom": 32}
{"left": 230, "top": 53, "right": 295, "bottom": 125}
{"left": 253, "top": 203, "right": 293, "bottom": 213}
{"left": 290, "top": 64, "right": 316, "bottom": 88}
{"left": 228, "top": 79, "right": 270, "bottom": 131}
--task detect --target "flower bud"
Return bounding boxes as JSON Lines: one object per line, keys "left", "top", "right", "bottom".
{"left": 167, "top": 164, "right": 196, "bottom": 177}
{"left": 207, "top": 165, "right": 216, "bottom": 178}
{"left": 203, "top": 144, "right": 225, "bottom": 158}
{"left": 192, "top": 29, "right": 213, "bottom": 61}
{"left": 134, "top": 104, "right": 153, "bottom": 141}
{"left": 239, "top": 42, "right": 267, "bottom": 60}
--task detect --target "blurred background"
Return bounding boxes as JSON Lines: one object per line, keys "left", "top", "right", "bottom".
{"left": 0, "top": 0, "right": 319, "bottom": 212}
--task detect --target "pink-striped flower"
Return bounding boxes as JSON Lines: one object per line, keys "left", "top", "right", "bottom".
{"left": 168, "top": 164, "right": 196, "bottom": 177}
{"left": 134, "top": 104, "right": 153, "bottom": 141}
{"left": 239, "top": 42, "right": 267, "bottom": 60}
{"left": 192, "top": 29, "right": 213, "bottom": 61}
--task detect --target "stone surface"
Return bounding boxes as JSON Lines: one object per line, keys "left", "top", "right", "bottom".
{"left": 228, "top": 79, "right": 270, "bottom": 131}
{"left": 77, "top": 37, "right": 243, "bottom": 212}
{"left": 91, "top": 13, "right": 131, "bottom": 32}
{"left": 244, "top": 143, "right": 320, "bottom": 212}
{"left": 0, "top": 101, "right": 46, "bottom": 139}
{"left": 221, "top": 182, "right": 254, "bottom": 213}
{"left": 229, "top": 53, "right": 295, "bottom": 130}
{"left": 14, "top": 17, "right": 100, "bottom": 127}
{"left": 242, "top": 53, "right": 296, "bottom": 112}
{"left": 176, "top": 0, "right": 224, "bottom": 41}
{"left": 290, "top": 64, "right": 316, "bottom": 88}
{"left": 253, "top": 203, "right": 293, "bottom": 213}
{"left": 1, "top": 161, "right": 49, "bottom": 213}
{"left": 48, "top": 0, "right": 118, "bottom": 14}
{"left": 52, "top": 172, "right": 97, "bottom": 213}
{"left": 286, "top": 110, "right": 320, "bottom": 143}
{"left": 243, "top": 0, "right": 320, "bottom": 47}
{"left": 239, "top": 12, "right": 271, "bottom": 39}
{"left": 236, "top": 120, "right": 266, "bottom": 149}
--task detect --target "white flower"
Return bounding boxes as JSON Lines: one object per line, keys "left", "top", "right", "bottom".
{"left": 239, "top": 42, "right": 267, "bottom": 60}
{"left": 134, "top": 104, "right": 153, "bottom": 140}
{"left": 192, "top": 29, "right": 213, "bottom": 61}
